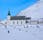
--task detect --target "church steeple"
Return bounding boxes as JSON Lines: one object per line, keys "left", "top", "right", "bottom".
{"left": 7, "top": 10, "right": 11, "bottom": 20}
{"left": 8, "top": 10, "right": 11, "bottom": 16}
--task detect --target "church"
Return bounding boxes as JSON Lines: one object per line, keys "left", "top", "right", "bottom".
{"left": 6, "top": 10, "right": 31, "bottom": 25}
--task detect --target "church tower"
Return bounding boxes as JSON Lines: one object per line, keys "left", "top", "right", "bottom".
{"left": 7, "top": 10, "right": 11, "bottom": 20}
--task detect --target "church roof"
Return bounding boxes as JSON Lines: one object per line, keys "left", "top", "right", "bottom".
{"left": 10, "top": 16, "right": 31, "bottom": 20}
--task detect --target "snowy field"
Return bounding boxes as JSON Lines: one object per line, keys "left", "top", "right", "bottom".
{"left": 0, "top": 24, "right": 43, "bottom": 40}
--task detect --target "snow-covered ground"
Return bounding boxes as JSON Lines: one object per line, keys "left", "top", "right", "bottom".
{"left": 0, "top": 24, "right": 43, "bottom": 40}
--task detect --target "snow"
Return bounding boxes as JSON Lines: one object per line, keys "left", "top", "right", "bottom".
{"left": 0, "top": 24, "right": 43, "bottom": 40}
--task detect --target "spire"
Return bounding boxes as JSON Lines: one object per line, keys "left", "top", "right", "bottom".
{"left": 8, "top": 10, "right": 11, "bottom": 16}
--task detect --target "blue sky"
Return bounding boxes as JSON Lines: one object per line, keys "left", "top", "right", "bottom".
{"left": 0, "top": 0, "right": 38, "bottom": 20}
